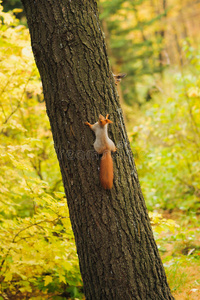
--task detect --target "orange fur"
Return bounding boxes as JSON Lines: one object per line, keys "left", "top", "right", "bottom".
{"left": 100, "top": 151, "right": 113, "bottom": 189}
{"left": 98, "top": 115, "right": 113, "bottom": 127}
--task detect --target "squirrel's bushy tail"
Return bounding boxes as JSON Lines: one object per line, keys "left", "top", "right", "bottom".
{"left": 100, "top": 150, "right": 113, "bottom": 189}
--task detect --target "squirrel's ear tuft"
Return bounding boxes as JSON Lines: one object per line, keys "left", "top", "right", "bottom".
{"left": 99, "top": 114, "right": 105, "bottom": 121}
{"left": 98, "top": 114, "right": 106, "bottom": 124}
{"left": 106, "top": 119, "right": 113, "bottom": 124}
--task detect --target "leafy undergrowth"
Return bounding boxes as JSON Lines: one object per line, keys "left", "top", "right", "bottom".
{"left": 161, "top": 223, "right": 200, "bottom": 299}
{"left": 150, "top": 211, "right": 200, "bottom": 299}
{"left": 170, "top": 265, "right": 200, "bottom": 300}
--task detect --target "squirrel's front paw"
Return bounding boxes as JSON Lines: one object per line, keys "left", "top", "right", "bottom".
{"left": 85, "top": 122, "right": 92, "bottom": 129}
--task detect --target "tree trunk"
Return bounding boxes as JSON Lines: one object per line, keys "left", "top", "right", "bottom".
{"left": 21, "top": 0, "right": 174, "bottom": 299}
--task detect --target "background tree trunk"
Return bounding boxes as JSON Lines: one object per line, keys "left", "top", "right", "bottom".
{"left": 21, "top": 0, "right": 174, "bottom": 299}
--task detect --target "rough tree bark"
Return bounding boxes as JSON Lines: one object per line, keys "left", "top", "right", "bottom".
{"left": 21, "top": 0, "right": 174, "bottom": 299}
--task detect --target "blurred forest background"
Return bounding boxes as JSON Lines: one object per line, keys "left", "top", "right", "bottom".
{"left": 0, "top": 0, "right": 200, "bottom": 299}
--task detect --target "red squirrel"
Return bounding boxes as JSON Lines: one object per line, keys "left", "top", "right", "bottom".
{"left": 85, "top": 114, "right": 116, "bottom": 189}
{"left": 113, "top": 73, "right": 126, "bottom": 85}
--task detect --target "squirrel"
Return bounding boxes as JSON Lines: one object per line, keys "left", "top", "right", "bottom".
{"left": 113, "top": 73, "right": 126, "bottom": 85}
{"left": 85, "top": 114, "right": 116, "bottom": 189}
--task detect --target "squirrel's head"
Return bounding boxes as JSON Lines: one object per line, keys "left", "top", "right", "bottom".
{"left": 98, "top": 114, "right": 113, "bottom": 127}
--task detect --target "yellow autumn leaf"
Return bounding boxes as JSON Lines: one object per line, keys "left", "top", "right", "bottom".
{"left": 4, "top": 271, "right": 12, "bottom": 282}
{"left": 44, "top": 275, "right": 53, "bottom": 286}
{"left": 13, "top": 8, "right": 23, "bottom": 13}
{"left": 58, "top": 274, "right": 66, "bottom": 284}
{"left": 19, "top": 285, "right": 32, "bottom": 293}
{"left": 1, "top": 12, "right": 14, "bottom": 25}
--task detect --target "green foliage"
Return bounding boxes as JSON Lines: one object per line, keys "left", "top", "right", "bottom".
{"left": 128, "top": 41, "right": 200, "bottom": 297}
{"left": 2, "top": 0, "right": 23, "bottom": 13}
{"left": 131, "top": 46, "right": 200, "bottom": 214}
{"left": 0, "top": 7, "right": 83, "bottom": 299}
{"left": 99, "top": 0, "right": 166, "bottom": 104}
